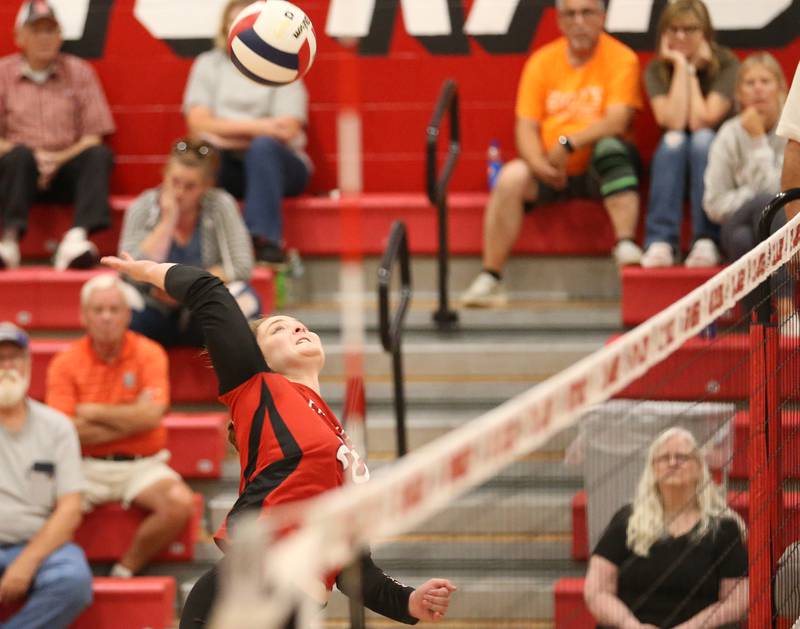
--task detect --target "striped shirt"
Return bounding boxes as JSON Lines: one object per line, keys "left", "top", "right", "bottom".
{"left": 0, "top": 53, "right": 115, "bottom": 151}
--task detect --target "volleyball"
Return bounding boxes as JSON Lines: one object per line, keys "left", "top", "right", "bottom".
{"left": 227, "top": 1, "right": 316, "bottom": 86}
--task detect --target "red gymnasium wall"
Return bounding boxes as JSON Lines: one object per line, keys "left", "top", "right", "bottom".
{"left": 0, "top": 0, "right": 799, "bottom": 196}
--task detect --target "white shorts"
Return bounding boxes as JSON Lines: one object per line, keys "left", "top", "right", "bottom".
{"left": 82, "top": 449, "right": 180, "bottom": 510}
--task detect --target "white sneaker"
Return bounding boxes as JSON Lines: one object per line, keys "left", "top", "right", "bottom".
{"left": 685, "top": 238, "right": 721, "bottom": 268}
{"left": 53, "top": 230, "right": 98, "bottom": 271}
{"left": 461, "top": 271, "right": 508, "bottom": 308}
{"left": 613, "top": 240, "right": 643, "bottom": 266}
{"left": 641, "top": 242, "right": 675, "bottom": 268}
{"left": 0, "top": 240, "right": 20, "bottom": 269}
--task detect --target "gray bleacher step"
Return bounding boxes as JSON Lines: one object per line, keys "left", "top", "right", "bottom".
{"left": 208, "top": 488, "right": 573, "bottom": 537}
{"left": 291, "top": 255, "right": 621, "bottom": 302}
{"left": 372, "top": 536, "right": 571, "bottom": 563}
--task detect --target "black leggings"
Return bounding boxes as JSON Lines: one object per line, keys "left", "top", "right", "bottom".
{"left": 180, "top": 562, "right": 300, "bottom": 629}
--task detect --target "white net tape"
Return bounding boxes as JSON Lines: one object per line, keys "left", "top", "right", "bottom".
{"left": 211, "top": 211, "right": 800, "bottom": 628}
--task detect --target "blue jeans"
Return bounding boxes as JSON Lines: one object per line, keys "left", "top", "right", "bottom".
{"left": 644, "top": 129, "right": 718, "bottom": 250}
{"left": 218, "top": 138, "right": 310, "bottom": 244}
{"left": 0, "top": 542, "right": 92, "bottom": 629}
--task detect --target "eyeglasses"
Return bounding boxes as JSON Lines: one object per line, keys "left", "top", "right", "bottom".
{"left": 172, "top": 139, "right": 212, "bottom": 159}
{"left": 654, "top": 452, "right": 695, "bottom": 466}
{"left": 666, "top": 24, "right": 702, "bottom": 36}
{"left": 559, "top": 8, "right": 603, "bottom": 21}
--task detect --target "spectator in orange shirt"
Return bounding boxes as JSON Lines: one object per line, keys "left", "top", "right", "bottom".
{"left": 461, "top": 0, "right": 643, "bottom": 308}
{"left": 0, "top": 1, "right": 115, "bottom": 271}
{"left": 46, "top": 274, "right": 194, "bottom": 578}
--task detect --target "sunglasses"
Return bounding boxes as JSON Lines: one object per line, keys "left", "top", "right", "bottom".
{"left": 172, "top": 140, "right": 213, "bottom": 159}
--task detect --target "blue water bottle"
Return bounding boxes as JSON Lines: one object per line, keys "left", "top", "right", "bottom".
{"left": 487, "top": 139, "right": 502, "bottom": 190}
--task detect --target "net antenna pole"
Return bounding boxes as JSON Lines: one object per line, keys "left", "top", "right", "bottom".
{"left": 750, "top": 189, "right": 800, "bottom": 627}
{"left": 426, "top": 79, "right": 460, "bottom": 332}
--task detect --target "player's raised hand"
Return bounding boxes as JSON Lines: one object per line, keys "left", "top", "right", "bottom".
{"left": 101, "top": 253, "right": 173, "bottom": 289}
{"left": 408, "top": 578, "right": 457, "bottom": 622}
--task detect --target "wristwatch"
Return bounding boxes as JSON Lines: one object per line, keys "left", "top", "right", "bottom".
{"left": 558, "top": 135, "right": 575, "bottom": 153}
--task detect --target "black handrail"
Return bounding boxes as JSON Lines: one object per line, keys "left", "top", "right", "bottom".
{"left": 426, "top": 79, "right": 460, "bottom": 331}
{"left": 378, "top": 221, "right": 412, "bottom": 457}
{"left": 753, "top": 189, "right": 800, "bottom": 324}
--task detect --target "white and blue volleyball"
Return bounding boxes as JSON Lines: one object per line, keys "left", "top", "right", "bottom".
{"left": 228, "top": 1, "right": 316, "bottom": 86}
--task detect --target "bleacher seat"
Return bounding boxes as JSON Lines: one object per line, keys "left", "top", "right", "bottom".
{"left": 165, "top": 412, "right": 228, "bottom": 479}
{"left": 75, "top": 494, "right": 203, "bottom": 562}
{"left": 0, "top": 266, "right": 274, "bottom": 330}
{"left": 621, "top": 266, "right": 737, "bottom": 327}
{"left": 19, "top": 192, "right": 623, "bottom": 260}
{"left": 571, "top": 489, "right": 800, "bottom": 561}
{"left": 730, "top": 410, "right": 800, "bottom": 480}
{"left": 71, "top": 577, "right": 175, "bottom": 629}
{"left": 29, "top": 341, "right": 219, "bottom": 403}
{"left": 553, "top": 577, "right": 594, "bottom": 628}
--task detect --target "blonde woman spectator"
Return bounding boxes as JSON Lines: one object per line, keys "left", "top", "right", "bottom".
{"left": 584, "top": 427, "right": 747, "bottom": 628}
{"left": 183, "top": 0, "right": 311, "bottom": 264}
{"left": 640, "top": 0, "right": 739, "bottom": 269}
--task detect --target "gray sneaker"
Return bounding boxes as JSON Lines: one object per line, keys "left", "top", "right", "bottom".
{"left": 0, "top": 240, "right": 20, "bottom": 269}
{"left": 461, "top": 271, "right": 508, "bottom": 308}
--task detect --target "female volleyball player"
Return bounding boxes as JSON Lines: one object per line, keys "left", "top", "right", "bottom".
{"left": 100, "top": 255, "right": 456, "bottom": 628}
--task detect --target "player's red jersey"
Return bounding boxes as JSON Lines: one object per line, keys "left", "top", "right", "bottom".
{"left": 215, "top": 372, "right": 369, "bottom": 548}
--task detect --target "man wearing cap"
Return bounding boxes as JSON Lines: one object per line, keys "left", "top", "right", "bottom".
{"left": 0, "top": 0, "right": 115, "bottom": 271}
{"left": 46, "top": 274, "right": 194, "bottom": 579}
{"left": 0, "top": 322, "right": 92, "bottom": 627}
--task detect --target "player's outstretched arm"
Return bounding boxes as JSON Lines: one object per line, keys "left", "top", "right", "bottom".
{"left": 102, "top": 255, "right": 268, "bottom": 393}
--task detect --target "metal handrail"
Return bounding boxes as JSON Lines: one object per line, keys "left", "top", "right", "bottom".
{"left": 426, "top": 79, "right": 460, "bottom": 331}
{"left": 753, "top": 189, "right": 800, "bottom": 323}
{"left": 378, "top": 221, "right": 412, "bottom": 457}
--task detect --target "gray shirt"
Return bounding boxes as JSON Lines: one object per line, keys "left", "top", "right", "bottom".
{"left": 703, "top": 116, "right": 786, "bottom": 224}
{"left": 0, "top": 400, "right": 84, "bottom": 544}
{"left": 183, "top": 48, "right": 310, "bottom": 166}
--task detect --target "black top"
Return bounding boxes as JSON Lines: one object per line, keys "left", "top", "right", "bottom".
{"left": 164, "top": 264, "right": 417, "bottom": 624}
{"left": 593, "top": 504, "right": 747, "bottom": 628}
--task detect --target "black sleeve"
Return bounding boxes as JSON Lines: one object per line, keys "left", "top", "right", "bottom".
{"left": 593, "top": 504, "right": 633, "bottom": 567}
{"left": 164, "top": 264, "right": 269, "bottom": 394}
{"left": 335, "top": 551, "right": 418, "bottom": 625}
{"left": 716, "top": 517, "right": 748, "bottom": 578}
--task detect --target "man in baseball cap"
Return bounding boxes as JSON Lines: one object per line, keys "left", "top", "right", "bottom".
{"left": 17, "top": 0, "right": 60, "bottom": 28}
{"left": 0, "top": 320, "right": 92, "bottom": 625}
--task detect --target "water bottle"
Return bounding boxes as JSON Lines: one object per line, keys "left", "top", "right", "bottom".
{"left": 285, "top": 248, "right": 306, "bottom": 305}
{"left": 487, "top": 139, "right": 502, "bottom": 190}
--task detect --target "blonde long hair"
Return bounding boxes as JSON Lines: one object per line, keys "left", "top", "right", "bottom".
{"left": 214, "top": 0, "right": 252, "bottom": 50}
{"left": 626, "top": 427, "right": 744, "bottom": 557}
{"left": 654, "top": 0, "right": 721, "bottom": 84}
{"left": 735, "top": 51, "right": 788, "bottom": 110}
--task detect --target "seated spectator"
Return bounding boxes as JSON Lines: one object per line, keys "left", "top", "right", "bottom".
{"left": 640, "top": 0, "right": 739, "bottom": 268}
{"left": 0, "top": 1, "right": 114, "bottom": 271}
{"left": 183, "top": 0, "right": 311, "bottom": 264}
{"left": 45, "top": 276, "right": 195, "bottom": 578}
{"left": 119, "top": 139, "right": 259, "bottom": 347}
{"left": 584, "top": 427, "right": 747, "bottom": 628}
{"left": 461, "top": 0, "right": 643, "bottom": 308}
{"left": 0, "top": 322, "right": 92, "bottom": 628}
{"left": 703, "top": 53, "right": 791, "bottom": 316}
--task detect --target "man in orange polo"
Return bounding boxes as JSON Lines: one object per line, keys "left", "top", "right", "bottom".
{"left": 46, "top": 274, "right": 194, "bottom": 578}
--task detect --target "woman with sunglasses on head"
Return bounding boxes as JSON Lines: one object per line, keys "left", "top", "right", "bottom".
{"left": 640, "top": 0, "right": 739, "bottom": 269}
{"left": 99, "top": 254, "right": 457, "bottom": 628}
{"left": 182, "top": 0, "right": 311, "bottom": 264}
{"left": 584, "top": 427, "right": 747, "bottom": 629}
{"left": 118, "top": 139, "right": 260, "bottom": 347}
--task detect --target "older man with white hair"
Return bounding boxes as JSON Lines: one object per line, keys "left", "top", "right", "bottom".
{"left": 46, "top": 274, "right": 194, "bottom": 578}
{"left": 0, "top": 321, "right": 92, "bottom": 628}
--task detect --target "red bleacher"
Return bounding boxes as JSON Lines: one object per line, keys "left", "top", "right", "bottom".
{"left": 730, "top": 410, "right": 800, "bottom": 480}
{"left": 75, "top": 494, "right": 203, "bottom": 563}
{"left": 571, "top": 489, "right": 800, "bottom": 561}
{"left": 164, "top": 412, "right": 227, "bottom": 479}
{"left": 71, "top": 577, "right": 175, "bottom": 629}
{"left": 553, "top": 577, "right": 594, "bottom": 629}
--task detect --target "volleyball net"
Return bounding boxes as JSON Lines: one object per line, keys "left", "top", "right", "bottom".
{"left": 211, "top": 194, "right": 800, "bottom": 629}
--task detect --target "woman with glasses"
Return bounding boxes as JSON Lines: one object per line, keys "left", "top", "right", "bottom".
{"left": 118, "top": 139, "right": 259, "bottom": 347}
{"left": 584, "top": 427, "right": 747, "bottom": 628}
{"left": 182, "top": 0, "right": 311, "bottom": 264}
{"left": 640, "top": 0, "right": 739, "bottom": 269}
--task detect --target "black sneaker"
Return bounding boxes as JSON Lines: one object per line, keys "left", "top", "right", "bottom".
{"left": 254, "top": 239, "right": 287, "bottom": 264}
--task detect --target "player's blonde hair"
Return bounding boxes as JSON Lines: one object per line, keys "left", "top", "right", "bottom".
{"left": 626, "top": 426, "right": 744, "bottom": 557}
{"left": 215, "top": 0, "right": 252, "bottom": 50}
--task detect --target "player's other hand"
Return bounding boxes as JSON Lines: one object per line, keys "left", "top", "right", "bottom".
{"left": 101, "top": 252, "right": 167, "bottom": 287}
{"left": 408, "top": 578, "right": 457, "bottom": 622}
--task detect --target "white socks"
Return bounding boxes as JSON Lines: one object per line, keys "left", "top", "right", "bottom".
{"left": 63, "top": 227, "right": 88, "bottom": 241}
{"left": 2, "top": 228, "right": 17, "bottom": 244}
{"left": 109, "top": 563, "right": 134, "bottom": 578}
